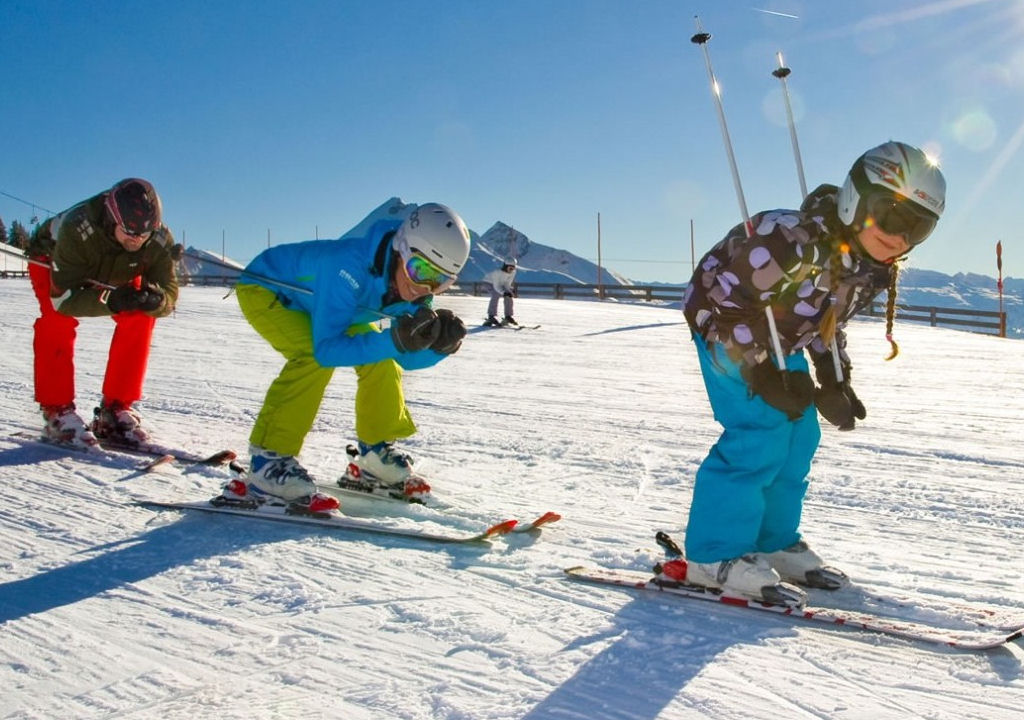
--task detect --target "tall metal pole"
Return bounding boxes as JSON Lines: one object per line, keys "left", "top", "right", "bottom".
{"left": 997, "top": 240, "right": 1005, "bottom": 338}
{"left": 691, "top": 18, "right": 753, "bottom": 237}
{"left": 771, "top": 49, "right": 844, "bottom": 382}
{"left": 597, "top": 212, "right": 604, "bottom": 299}
{"left": 772, "top": 52, "right": 807, "bottom": 199}
{"left": 690, "top": 218, "right": 695, "bottom": 273}
{"left": 692, "top": 17, "right": 786, "bottom": 371}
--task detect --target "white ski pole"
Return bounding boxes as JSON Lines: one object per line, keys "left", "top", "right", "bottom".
{"left": 691, "top": 17, "right": 787, "bottom": 372}
{"left": 771, "top": 52, "right": 807, "bottom": 199}
{"left": 771, "top": 50, "right": 844, "bottom": 382}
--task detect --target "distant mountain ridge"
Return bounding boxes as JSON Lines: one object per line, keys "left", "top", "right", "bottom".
{"left": 181, "top": 196, "right": 1022, "bottom": 338}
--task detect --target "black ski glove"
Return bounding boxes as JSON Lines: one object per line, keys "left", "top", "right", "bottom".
{"left": 812, "top": 353, "right": 866, "bottom": 431}
{"left": 740, "top": 359, "right": 815, "bottom": 421}
{"left": 431, "top": 308, "right": 466, "bottom": 355}
{"left": 391, "top": 306, "right": 440, "bottom": 353}
{"left": 105, "top": 282, "right": 164, "bottom": 314}
{"left": 503, "top": 291, "right": 513, "bottom": 298}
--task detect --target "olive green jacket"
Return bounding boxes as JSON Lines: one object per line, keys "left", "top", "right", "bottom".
{"left": 29, "top": 192, "right": 179, "bottom": 318}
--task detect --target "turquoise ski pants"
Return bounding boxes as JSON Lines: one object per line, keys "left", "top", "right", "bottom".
{"left": 684, "top": 336, "right": 821, "bottom": 563}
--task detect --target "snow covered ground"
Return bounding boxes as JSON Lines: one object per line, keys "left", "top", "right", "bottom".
{"left": 1, "top": 281, "right": 1023, "bottom": 720}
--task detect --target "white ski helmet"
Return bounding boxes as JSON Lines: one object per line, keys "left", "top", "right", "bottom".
{"left": 836, "top": 141, "right": 945, "bottom": 245}
{"left": 502, "top": 257, "right": 517, "bottom": 271}
{"left": 394, "top": 203, "right": 471, "bottom": 276}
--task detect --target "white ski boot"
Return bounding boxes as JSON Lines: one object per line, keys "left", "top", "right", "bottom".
{"left": 92, "top": 401, "right": 150, "bottom": 445}
{"left": 764, "top": 540, "right": 849, "bottom": 589}
{"left": 42, "top": 404, "right": 99, "bottom": 448}
{"left": 687, "top": 554, "right": 807, "bottom": 606}
{"left": 340, "top": 443, "right": 430, "bottom": 500}
{"left": 240, "top": 446, "right": 339, "bottom": 512}
{"left": 356, "top": 441, "right": 414, "bottom": 484}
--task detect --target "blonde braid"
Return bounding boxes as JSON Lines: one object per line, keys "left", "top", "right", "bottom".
{"left": 884, "top": 261, "right": 900, "bottom": 360}
{"left": 818, "top": 235, "right": 846, "bottom": 347}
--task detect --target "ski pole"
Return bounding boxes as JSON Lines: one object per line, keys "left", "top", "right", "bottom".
{"left": 0, "top": 244, "right": 116, "bottom": 290}
{"left": 180, "top": 249, "right": 313, "bottom": 297}
{"left": 771, "top": 51, "right": 844, "bottom": 383}
{"left": 771, "top": 52, "right": 807, "bottom": 199}
{"left": 181, "top": 248, "right": 399, "bottom": 321}
{"left": 691, "top": 17, "right": 787, "bottom": 372}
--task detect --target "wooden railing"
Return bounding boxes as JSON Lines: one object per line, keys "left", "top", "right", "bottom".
{"left": 169, "top": 275, "right": 1009, "bottom": 338}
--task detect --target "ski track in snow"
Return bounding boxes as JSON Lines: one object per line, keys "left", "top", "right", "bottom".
{"left": 0, "top": 283, "right": 1022, "bottom": 719}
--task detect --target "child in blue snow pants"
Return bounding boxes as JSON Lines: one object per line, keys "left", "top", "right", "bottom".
{"left": 684, "top": 336, "right": 822, "bottom": 564}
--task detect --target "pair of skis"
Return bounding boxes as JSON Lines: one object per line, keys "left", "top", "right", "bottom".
{"left": 136, "top": 497, "right": 560, "bottom": 545}
{"left": 131, "top": 443, "right": 561, "bottom": 546}
{"left": 565, "top": 532, "right": 1024, "bottom": 651}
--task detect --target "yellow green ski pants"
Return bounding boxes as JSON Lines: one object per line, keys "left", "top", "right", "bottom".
{"left": 236, "top": 284, "right": 416, "bottom": 456}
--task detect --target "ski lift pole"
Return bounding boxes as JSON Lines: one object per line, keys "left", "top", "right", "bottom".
{"left": 772, "top": 50, "right": 844, "bottom": 381}
{"left": 691, "top": 17, "right": 787, "bottom": 372}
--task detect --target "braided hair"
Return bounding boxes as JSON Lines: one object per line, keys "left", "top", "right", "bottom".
{"left": 883, "top": 262, "right": 901, "bottom": 360}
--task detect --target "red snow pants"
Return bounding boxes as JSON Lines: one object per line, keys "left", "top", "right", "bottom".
{"left": 30, "top": 263, "right": 155, "bottom": 408}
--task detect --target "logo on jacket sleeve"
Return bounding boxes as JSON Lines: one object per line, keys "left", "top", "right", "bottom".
{"left": 338, "top": 268, "right": 359, "bottom": 290}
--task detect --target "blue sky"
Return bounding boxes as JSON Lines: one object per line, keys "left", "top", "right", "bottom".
{"left": 2, "top": 0, "right": 1022, "bottom": 283}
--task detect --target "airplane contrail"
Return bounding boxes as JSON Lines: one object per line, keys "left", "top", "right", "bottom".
{"left": 752, "top": 8, "right": 800, "bottom": 19}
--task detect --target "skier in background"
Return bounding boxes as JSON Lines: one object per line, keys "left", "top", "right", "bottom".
{"left": 673, "top": 141, "right": 946, "bottom": 604}
{"left": 233, "top": 203, "right": 470, "bottom": 511}
{"left": 482, "top": 257, "right": 518, "bottom": 326}
{"left": 26, "top": 178, "right": 178, "bottom": 448}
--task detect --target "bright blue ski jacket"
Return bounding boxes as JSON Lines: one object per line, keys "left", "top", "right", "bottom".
{"left": 239, "top": 219, "right": 443, "bottom": 370}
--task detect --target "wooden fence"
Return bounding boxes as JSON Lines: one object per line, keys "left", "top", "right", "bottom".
{"left": 149, "top": 275, "right": 1011, "bottom": 338}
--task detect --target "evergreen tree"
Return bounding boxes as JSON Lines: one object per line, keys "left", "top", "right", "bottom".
{"left": 10, "top": 220, "right": 30, "bottom": 249}
{"left": 0, "top": 216, "right": 7, "bottom": 245}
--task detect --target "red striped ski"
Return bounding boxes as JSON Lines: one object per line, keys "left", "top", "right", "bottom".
{"left": 564, "top": 565, "right": 1024, "bottom": 651}
{"left": 134, "top": 498, "right": 518, "bottom": 545}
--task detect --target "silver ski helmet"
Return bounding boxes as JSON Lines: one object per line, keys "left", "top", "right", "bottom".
{"left": 836, "top": 141, "right": 945, "bottom": 247}
{"left": 105, "top": 178, "right": 162, "bottom": 236}
{"left": 502, "top": 257, "right": 517, "bottom": 272}
{"left": 394, "top": 203, "right": 471, "bottom": 292}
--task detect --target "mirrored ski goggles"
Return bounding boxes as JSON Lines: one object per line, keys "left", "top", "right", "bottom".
{"left": 403, "top": 251, "right": 456, "bottom": 292}
{"left": 864, "top": 191, "right": 938, "bottom": 247}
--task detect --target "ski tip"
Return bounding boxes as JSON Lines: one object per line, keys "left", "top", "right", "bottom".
{"left": 513, "top": 511, "right": 562, "bottom": 533}
{"left": 143, "top": 454, "right": 176, "bottom": 472}
{"left": 533, "top": 511, "right": 561, "bottom": 526}
{"left": 485, "top": 519, "right": 519, "bottom": 537}
{"left": 199, "top": 449, "right": 238, "bottom": 465}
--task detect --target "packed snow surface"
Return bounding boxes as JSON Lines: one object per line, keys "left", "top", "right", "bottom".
{"left": 1, "top": 283, "right": 1022, "bottom": 719}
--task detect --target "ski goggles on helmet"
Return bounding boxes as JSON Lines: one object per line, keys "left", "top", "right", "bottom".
{"left": 403, "top": 251, "right": 456, "bottom": 292}
{"left": 864, "top": 191, "right": 938, "bottom": 247}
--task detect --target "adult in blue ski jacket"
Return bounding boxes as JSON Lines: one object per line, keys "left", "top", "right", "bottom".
{"left": 235, "top": 203, "right": 471, "bottom": 508}
{"left": 678, "top": 142, "right": 946, "bottom": 603}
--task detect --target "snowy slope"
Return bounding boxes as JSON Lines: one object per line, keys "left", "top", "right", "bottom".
{"left": 1, "top": 282, "right": 1023, "bottom": 720}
